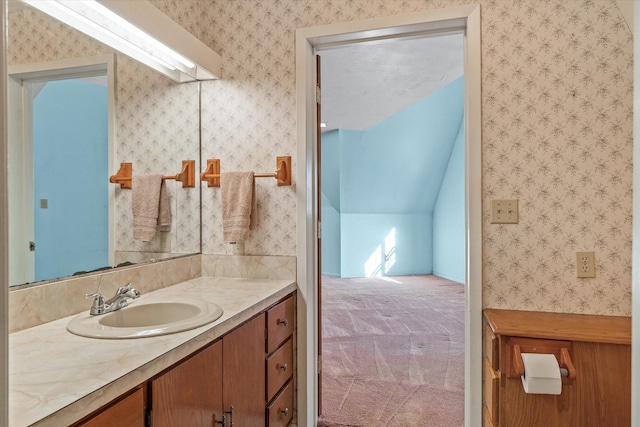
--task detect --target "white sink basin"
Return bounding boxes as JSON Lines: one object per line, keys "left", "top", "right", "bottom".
{"left": 67, "top": 298, "right": 224, "bottom": 339}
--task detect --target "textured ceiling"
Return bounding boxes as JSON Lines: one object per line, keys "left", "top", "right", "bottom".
{"left": 319, "top": 34, "right": 464, "bottom": 132}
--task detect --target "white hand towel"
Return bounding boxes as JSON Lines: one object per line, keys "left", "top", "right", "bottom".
{"left": 221, "top": 171, "right": 257, "bottom": 242}
{"left": 132, "top": 175, "right": 170, "bottom": 242}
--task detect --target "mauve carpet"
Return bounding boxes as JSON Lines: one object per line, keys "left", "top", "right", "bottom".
{"left": 318, "top": 275, "right": 465, "bottom": 427}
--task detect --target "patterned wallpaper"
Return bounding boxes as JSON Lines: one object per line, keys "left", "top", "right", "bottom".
{"left": 7, "top": 8, "right": 201, "bottom": 258}
{"left": 153, "top": 0, "right": 632, "bottom": 316}
{"left": 9, "top": 0, "right": 634, "bottom": 316}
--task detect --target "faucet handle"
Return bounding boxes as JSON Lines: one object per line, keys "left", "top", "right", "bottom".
{"left": 116, "top": 283, "right": 133, "bottom": 295}
{"left": 85, "top": 293, "right": 105, "bottom": 315}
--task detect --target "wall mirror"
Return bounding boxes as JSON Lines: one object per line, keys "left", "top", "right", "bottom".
{"left": 7, "top": 0, "right": 201, "bottom": 288}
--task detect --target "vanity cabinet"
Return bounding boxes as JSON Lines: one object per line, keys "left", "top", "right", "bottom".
{"left": 151, "top": 340, "right": 224, "bottom": 426}
{"left": 483, "top": 309, "right": 631, "bottom": 427}
{"left": 74, "top": 292, "right": 295, "bottom": 427}
{"left": 74, "top": 387, "right": 145, "bottom": 427}
{"left": 151, "top": 313, "right": 266, "bottom": 427}
{"left": 265, "top": 295, "right": 295, "bottom": 426}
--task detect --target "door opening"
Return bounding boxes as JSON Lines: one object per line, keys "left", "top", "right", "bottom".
{"left": 317, "top": 33, "right": 466, "bottom": 425}
{"left": 296, "top": 5, "right": 482, "bottom": 426}
{"left": 7, "top": 55, "right": 115, "bottom": 286}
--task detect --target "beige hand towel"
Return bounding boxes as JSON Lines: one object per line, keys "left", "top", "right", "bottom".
{"left": 132, "top": 175, "right": 171, "bottom": 242}
{"left": 221, "top": 171, "right": 257, "bottom": 242}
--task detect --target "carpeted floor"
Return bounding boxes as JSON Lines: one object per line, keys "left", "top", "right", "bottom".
{"left": 318, "top": 275, "right": 465, "bottom": 427}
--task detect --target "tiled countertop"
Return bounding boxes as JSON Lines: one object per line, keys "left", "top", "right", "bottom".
{"left": 10, "top": 277, "right": 297, "bottom": 427}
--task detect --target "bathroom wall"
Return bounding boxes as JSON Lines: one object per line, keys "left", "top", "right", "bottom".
{"left": 10, "top": 1, "right": 630, "bottom": 316}
{"left": 163, "top": 0, "right": 632, "bottom": 316}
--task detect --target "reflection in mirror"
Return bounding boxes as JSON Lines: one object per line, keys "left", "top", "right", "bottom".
{"left": 7, "top": 1, "right": 201, "bottom": 287}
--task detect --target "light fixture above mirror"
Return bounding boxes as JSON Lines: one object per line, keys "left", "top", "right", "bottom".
{"left": 21, "top": 0, "right": 221, "bottom": 82}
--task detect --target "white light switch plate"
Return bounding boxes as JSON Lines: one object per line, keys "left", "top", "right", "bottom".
{"left": 491, "top": 199, "right": 518, "bottom": 224}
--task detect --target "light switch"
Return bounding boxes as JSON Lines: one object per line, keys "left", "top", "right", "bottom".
{"left": 40, "top": 199, "right": 48, "bottom": 209}
{"left": 491, "top": 199, "right": 518, "bottom": 224}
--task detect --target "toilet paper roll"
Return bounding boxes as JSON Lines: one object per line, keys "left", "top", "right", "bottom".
{"left": 520, "top": 353, "right": 562, "bottom": 395}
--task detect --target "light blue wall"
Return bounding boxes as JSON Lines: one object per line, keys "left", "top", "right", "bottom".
{"left": 33, "top": 78, "right": 108, "bottom": 280}
{"left": 321, "top": 77, "right": 464, "bottom": 278}
{"left": 433, "top": 120, "right": 465, "bottom": 283}
{"left": 321, "top": 192, "right": 341, "bottom": 277}
{"left": 341, "top": 213, "right": 432, "bottom": 278}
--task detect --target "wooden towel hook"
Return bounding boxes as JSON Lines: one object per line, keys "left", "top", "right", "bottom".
{"left": 163, "top": 160, "right": 195, "bottom": 188}
{"left": 109, "top": 162, "right": 132, "bottom": 189}
{"left": 200, "top": 156, "right": 292, "bottom": 187}
{"left": 109, "top": 160, "right": 196, "bottom": 189}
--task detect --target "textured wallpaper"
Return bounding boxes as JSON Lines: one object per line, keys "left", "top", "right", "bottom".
{"left": 153, "top": 0, "right": 632, "bottom": 316}
{"left": 9, "top": 0, "right": 634, "bottom": 316}
{"left": 8, "top": 8, "right": 201, "bottom": 257}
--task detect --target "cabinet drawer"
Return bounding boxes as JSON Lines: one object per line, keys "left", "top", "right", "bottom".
{"left": 483, "top": 357, "right": 499, "bottom": 426}
{"left": 267, "top": 380, "right": 293, "bottom": 427}
{"left": 484, "top": 322, "right": 498, "bottom": 370}
{"left": 266, "top": 296, "right": 294, "bottom": 353}
{"left": 267, "top": 338, "right": 293, "bottom": 401}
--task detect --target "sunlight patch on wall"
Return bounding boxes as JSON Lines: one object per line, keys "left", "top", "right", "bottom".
{"left": 364, "top": 227, "right": 397, "bottom": 277}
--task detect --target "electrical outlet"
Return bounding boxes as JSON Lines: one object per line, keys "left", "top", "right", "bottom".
{"left": 576, "top": 251, "right": 595, "bottom": 278}
{"left": 491, "top": 199, "right": 518, "bottom": 224}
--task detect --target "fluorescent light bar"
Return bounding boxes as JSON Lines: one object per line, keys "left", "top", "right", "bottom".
{"left": 20, "top": 0, "right": 221, "bottom": 82}
{"left": 64, "top": 0, "right": 195, "bottom": 69}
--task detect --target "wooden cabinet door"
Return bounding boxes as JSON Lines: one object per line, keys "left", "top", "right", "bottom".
{"left": 223, "top": 313, "right": 266, "bottom": 427}
{"left": 77, "top": 387, "right": 144, "bottom": 427}
{"left": 151, "top": 340, "right": 224, "bottom": 427}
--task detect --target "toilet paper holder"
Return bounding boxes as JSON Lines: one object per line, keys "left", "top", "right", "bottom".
{"left": 507, "top": 338, "right": 577, "bottom": 385}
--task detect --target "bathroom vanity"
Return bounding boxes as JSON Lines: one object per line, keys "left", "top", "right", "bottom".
{"left": 9, "top": 277, "right": 296, "bottom": 427}
{"left": 483, "top": 309, "right": 631, "bottom": 427}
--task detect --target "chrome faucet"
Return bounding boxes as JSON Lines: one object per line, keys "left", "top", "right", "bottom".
{"left": 85, "top": 283, "right": 141, "bottom": 315}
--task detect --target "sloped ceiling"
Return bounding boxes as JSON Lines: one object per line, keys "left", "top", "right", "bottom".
{"left": 320, "top": 34, "right": 464, "bottom": 132}
{"left": 320, "top": 34, "right": 464, "bottom": 215}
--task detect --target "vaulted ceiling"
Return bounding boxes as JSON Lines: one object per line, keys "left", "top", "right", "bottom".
{"left": 319, "top": 34, "right": 464, "bottom": 132}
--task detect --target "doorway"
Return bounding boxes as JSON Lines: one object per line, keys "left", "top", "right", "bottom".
{"left": 296, "top": 5, "right": 482, "bottom": 426}
{"left": 7, "top": 55, "right": 115, "bottom": 285}
{"left": 317, "top": 33, "right": 465, "bottom": 426}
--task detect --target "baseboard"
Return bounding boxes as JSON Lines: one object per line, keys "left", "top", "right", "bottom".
{"left": 321, "top": 272, "right": 341, "bottom": 278}
{"left": 432, "top": 271, "right": 464, "bottom": 284}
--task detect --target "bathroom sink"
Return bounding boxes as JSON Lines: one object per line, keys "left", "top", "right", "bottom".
{"left": 67, "top": 299, "right": 224, "bottom": 339}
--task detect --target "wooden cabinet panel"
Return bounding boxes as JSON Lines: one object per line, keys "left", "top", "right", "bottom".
{"left": 224, "top": 313, "right": 267, "bottom": 427}
{"left": 77, "top": 387, "right": 144, "bottom": 427}
{"left": 484, "top": 322, "right": 498, "bottom": 370}
{"left": 151, "top": 340, "right": 224, "bottom": 427}
{"left": 485, "top": 309, "right": 631, "bottom": 427}
{"left": 501, "top": 374, "right": 574, "bottom": 427}
{"left": 266, "top": 296, "right": 294, "bottom": 353}
{"left": 266, "top": 337, "right": 293, "bottom": 401}
{"left": 483, "top": 357, "right": 499, "bottom": 426}
{"left": 571, "top": 341, "right": 631, "bottom": 426}
{"left": 267, "top": 380, "right": 294, "bottom": 427}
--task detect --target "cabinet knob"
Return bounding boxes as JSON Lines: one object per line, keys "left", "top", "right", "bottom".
{"left": 277, "top": 318, "right": 288, "bottom": 327}
{"left": 278, "top": 363, "right": 288, "bottom": 372}
{"left": 280, "top": 407, "right": 289, "bottom": 417}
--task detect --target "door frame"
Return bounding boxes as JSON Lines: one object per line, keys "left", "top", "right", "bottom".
{"left": 296, "top": 4, "right": 482, "bottom": 426}
{"left": 7, "top": 54, "right": 116, "bottom": 283}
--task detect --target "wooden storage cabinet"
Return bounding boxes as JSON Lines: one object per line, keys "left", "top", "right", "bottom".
{"left": 483, "top": 309, "right": 631, "bottom": 427}
{"left": 74, "top": 292, "right": 295, "bottom": 427}
{"left": 265, "top": 295, "right": 295, "bottom": 426}
{"left": 74, "top": 387, "right": 145, "bottom": 427}
{"left": 151, "top": 340, "right": 224, "bottom": 426}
